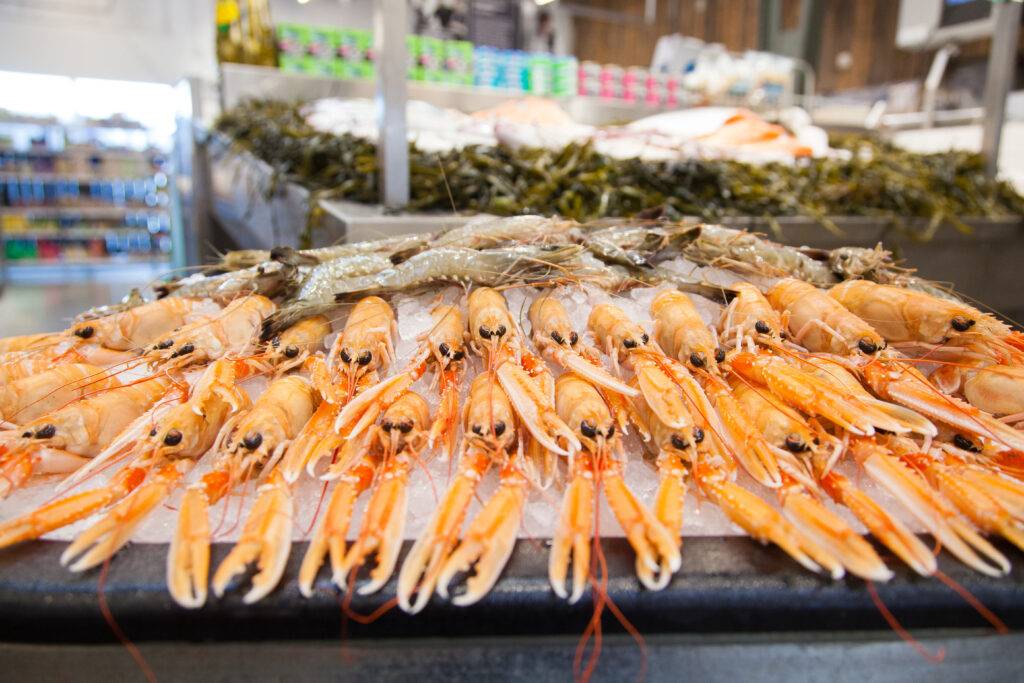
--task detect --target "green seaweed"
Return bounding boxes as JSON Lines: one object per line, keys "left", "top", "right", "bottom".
{"left": 215, "top": 99, "right": 1024, "bottom": 238}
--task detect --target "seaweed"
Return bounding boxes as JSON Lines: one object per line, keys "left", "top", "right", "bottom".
{"left": 215, "top": 99, "right": 1024, "bottom": 239}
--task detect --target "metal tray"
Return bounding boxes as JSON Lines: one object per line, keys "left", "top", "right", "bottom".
{"left": 1, "top": 536, "right": 1022, "bottom": 644}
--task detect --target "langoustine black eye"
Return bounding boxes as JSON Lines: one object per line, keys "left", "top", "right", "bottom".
{"left": 858, "top": 339, "right": 878, "bottom": 354}
{"left": 163, "top": 429, "right": 183, "bottom": 446}
{"left": 283, "top": 345, "right": 300, "bottom": 359}
{"left": 242, "top": 433, "right": 263, "bottom": 450}
{"left": 754, "top": 320, "right": 771, "bottom": 335}
{"left": 951, "top": 316, "right": 975, "bottom": 332}
{"left": 357, "top": 351, "right": 372, "bottom": 366}
{"left": 580, "top": 420, "right": 597, "bottom": 438}
{"left": 438, "top": 342, "right": 451, "bottom": 357}
{"left": 671, "top": 434, "right": 689, "bottom": 450}
{"left": 340, "top": 349, "right": 352, "bottom": 363}
{"left": 689, "top": 352, "right": 706, "bottom": 368}
{"left": 551, "top": 331, "right": 565, "bottom": 345}
{"left": 784, "top": 434, "right": 807, "bottom": 452}
{"left": 34, "top": 424, "right": 56, "bottom": 439}
{"left": 953, "top": 434, "right": 980, "bottom": 452}
{"left": 74, "top": 326, "right": 94, "bottom": 339}
{"left": 170, "top": 343, "right": 194, "bottom": 358}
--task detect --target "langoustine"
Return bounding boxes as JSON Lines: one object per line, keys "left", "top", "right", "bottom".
{"left": 3, "top": 216, "right": 1024, "bottom": 628}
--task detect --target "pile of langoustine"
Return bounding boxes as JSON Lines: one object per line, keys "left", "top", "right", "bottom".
{"left": 2, "top": 215, "right": 1024, "bottom": 614}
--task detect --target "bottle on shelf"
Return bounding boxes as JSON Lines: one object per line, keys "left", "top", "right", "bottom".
{"left": 245, "top": 0, "right": 278, "bottom": 67}
{"left": 217, "top": 0, "right": 276, "bottom": 67}
{"left": 216, "top": 0, "right": 245, "bottom": 64}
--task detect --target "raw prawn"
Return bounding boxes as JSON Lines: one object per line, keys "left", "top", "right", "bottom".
{"left": 170, "top": 375, "right": 318, "bottom": 607}
{"left": 549, "top": 373, "right": 680, "bottom": 601}
{"left": 528, "top": 293, "right": 638, "bottom": 397}
{"left": 0, "top": 360, "right": 251, "bottom": 563}
{"left": 768, "top": 278, "right": 885, "bottom": 357}
{"left": 0, "top": 363, "right": 121, "bottom": 427}
{"left": 141, "top": 295, "right": 276, "bottom": 371}
{"left": 398, "top": 372, "right": 519, "bottom": 613}
{"left": 299, "top": 391, "right": 430, "bottom": 598}
{"left": 0, "top": 376, "right": 174, "bottom": 498}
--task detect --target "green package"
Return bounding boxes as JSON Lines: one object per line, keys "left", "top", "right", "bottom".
{"left": 275, "top": 23, "right": 307, "bottom": 56}
{"left": 353, "top": 61, "right": 375, "bottom": 80}
{"left": 419, "top": 36, "right": 446, "bottom": 82}
{"left": 306, "top": 26, "right": 338, "bottom": 60}
{"left": 332, "top": 59, "right": 354, "bottom": 80}
{"left": 407, "top": 35, "right": 424, "bottom": 81}
{"left": 278, "top": 54, "right": 306, "bottom": 74}
{"left": 551, "top": 56, "right": 578, "bottom": 96}
{"left": 527, "top": 53, "right": 553, "bottom": 94}
{"left": 444, "top": 40, "right": 473, "bottom": 85}
{"left": 301, "top": 55, "right": 336, "bottom": 77}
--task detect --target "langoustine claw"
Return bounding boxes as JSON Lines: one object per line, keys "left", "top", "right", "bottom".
{"left": 398, "top": 372, "right": 517, "bottom": 613}
{"left": 300, "top": 391, "right": 429, "bottom": 597}
{"left": 168, "top": 375, "right": 317, "bottom": 608}
{"left": 549, "top": 374, "right": 680, "bottom": 600}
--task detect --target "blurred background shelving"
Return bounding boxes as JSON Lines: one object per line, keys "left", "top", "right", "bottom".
{"left": 0, "top": 74, "right": 184, "bottom": 289}
{"left": 0, "top": 115, "right": 173, "bottom": 278}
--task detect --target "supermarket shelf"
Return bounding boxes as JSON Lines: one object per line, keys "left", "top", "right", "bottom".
{"left": 219, "top": 63, "right": 686, "bottom": 126}
{"left": 0, "top": 172, "right": 162, "bottom": 183}
{"left": 0, "top": 206, "right": 166, "bottom": 218}
{"left": 3, "top": 228, "right": 163, "bottom": 239}
{"left": 7, "top": 255, "right": 167, "bottom": 266}
{"left": 0, "top": 116, "right": 145, "bottom": 132}
{"left": 0, "top": 146, "right": 157, "bottom": 156}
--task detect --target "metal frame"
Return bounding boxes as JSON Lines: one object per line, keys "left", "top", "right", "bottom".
{"left": 870, "top": 0, "right": 1020, "bottom": 178}
{"left": 981, "top": 0, "right": 1022, "bottom": 179}
{"left": 921, "top": 43, "right": 959, "bottom": 128}
{"left": 373, "top": 0, "right": 410, "bottom": 209}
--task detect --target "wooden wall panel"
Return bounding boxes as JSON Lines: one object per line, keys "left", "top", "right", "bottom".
{"left": 815, "top": 0, "right": 934, "bottom": 94}
{"left": 571, "top": 0, "right": 761, "bottom": 68}
{"left": 570, "top": 0, "right": 1008, "bottom": 93}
